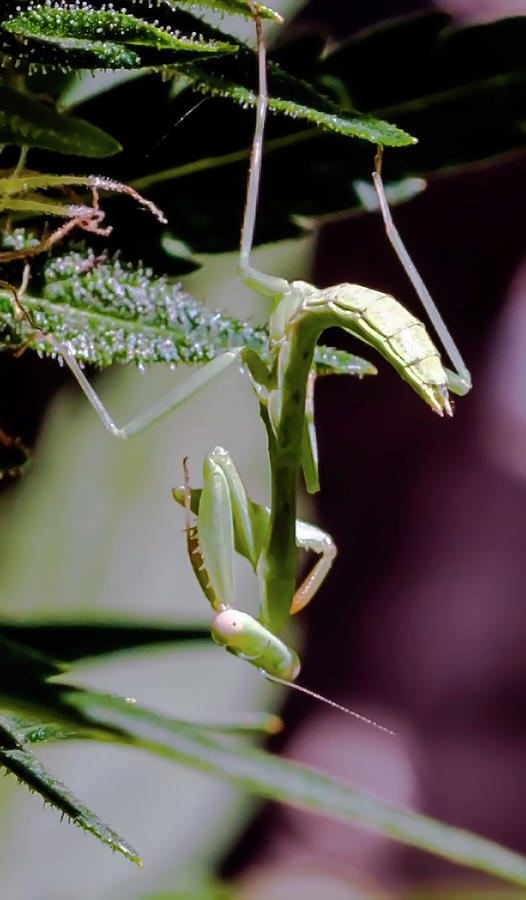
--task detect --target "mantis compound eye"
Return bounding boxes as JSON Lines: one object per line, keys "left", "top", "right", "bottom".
{"left": 211, "top": 609, "right": 300, "bottom": 682}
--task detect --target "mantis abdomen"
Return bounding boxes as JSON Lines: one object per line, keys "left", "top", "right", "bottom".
{"left": 302, "top": 281, "right": 452, "bottom": 416}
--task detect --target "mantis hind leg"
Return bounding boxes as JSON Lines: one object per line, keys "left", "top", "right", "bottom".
{"left": 35, "top": 335, "right": 240, "bottom": 439}
{"left": 373, "top": 148, "right": 472, "bottom": 395}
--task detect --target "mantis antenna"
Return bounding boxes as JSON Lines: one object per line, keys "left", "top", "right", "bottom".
{"left": 264, "top": 673, "right": 396, "bottom": 736}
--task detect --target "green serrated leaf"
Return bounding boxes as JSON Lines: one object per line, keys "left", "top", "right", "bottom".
{"left": 1, "top": 709, "right": 280, "bottom": 742}
{"left": 83, "top": 12, "right": 524, "bottom": 257}
{"left": 2, "top": 4, "right": 238, "bottom": 70}
{"left": 270, "top": 96, "right": 415, "bottom": 146}
{"left": 5, "top": 7, "right": 213, "bottom": 50}
{"left": 0, "top": 82, "right": 121, "bottom": 156}
{"left": 0, "top": 245, "right": 375, "bottom": 377}
{"left": 313, "top": 346, "right": 377, "bottom": 377}
{"left": 181, "top": 60, "right": 415, "bottom": 146}
{"left": 24, "top": 34, "right": 143, "bottom": 68}
{"left": 64, "top": 691, "right": 526, "bottom": 889}
{"left": 158, "top": 0, "right": 282, "bottom": 22}
{"left": 0, "top": 714, "right": 79, "bottom": 745}
{"left": 0, "top": 715, "right": 141, "bottom": 865}
{"left": 3, "top": 654, "right": 526, "bottom": 884}
{"left": 2, "top": 248, "right": 268, "bottom": 366}
{"left": 0, "top": 3, "right": 412, "bottom": 145}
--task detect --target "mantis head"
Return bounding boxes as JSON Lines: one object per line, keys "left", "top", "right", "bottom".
{"left": 211, "top": 609, "right": 301, "bottom": 681}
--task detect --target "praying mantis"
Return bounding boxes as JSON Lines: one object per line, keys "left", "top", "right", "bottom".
{"left": 0, "top": 2, "right": 472, "bottom": 704}
{"left": 170, "top": 2, "right": 472, "bottom": 696}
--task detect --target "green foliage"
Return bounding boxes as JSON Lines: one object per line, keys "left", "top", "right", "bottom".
{"left": 1, "top": 0, "right": 526, "bottom": 889}
{"left": 0, "top": 8, "right": 523, "bottom": 253}
{"left": 0, "top": 1, "right": 412, "bottom": 145}
{"left": 0, "top": 82, "right": 121, "bottom": 155}
{"left": 116, "top": 10, "right": 526, "bottom": 254}
{"left": 0, "top": 241, "right": 374, "bottom": 375}
{"left": 3, "top": 636, "right": 526, "bottom": 886}
{"left": 3, "top": 4, "right": 240, "bottom": 68}
{"left": 0, "top": 712, "right": 141, "bottom": 864}
{"left": 163, "top": 0, "right": 282, "bottom": 19}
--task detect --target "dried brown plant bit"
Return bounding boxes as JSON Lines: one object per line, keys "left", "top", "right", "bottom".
{"left": 0, "top": 429, "right": 30, "bottom": 478}
{"left": 0, "top": 172, "right": 166, "bottom": 263}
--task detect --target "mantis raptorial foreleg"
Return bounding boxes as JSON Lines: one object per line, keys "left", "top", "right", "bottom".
{"left": 176, "top": 449, "right": 301, "bottom": 681}
{"left": 175, "top": 450, "right": 394, "bottom": 733}
{"left": 174, "top": 446, "right": 336, "bottom": 630}
{"left": 291, "top": 520, "right": 337, "bottom": 616}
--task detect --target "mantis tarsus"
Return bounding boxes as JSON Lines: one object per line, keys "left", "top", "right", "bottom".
{"left": 1, "top": 2, "right": 472, "bottom": 722}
